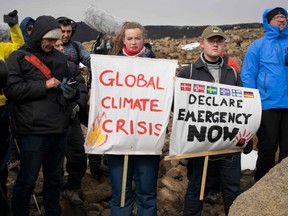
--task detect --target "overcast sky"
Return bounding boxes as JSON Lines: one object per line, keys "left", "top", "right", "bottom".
{"left": 1, "top": 0, "right": 288, "bottom": 26}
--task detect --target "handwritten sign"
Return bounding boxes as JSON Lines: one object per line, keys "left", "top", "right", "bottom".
{"left": 85, "top": 55, "right": 177, "bottom": 155}
{"left": 169, "top": 78, "right": 262, "bottom": 156}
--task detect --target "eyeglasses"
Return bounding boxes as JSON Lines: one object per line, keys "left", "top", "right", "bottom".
{"left": 206, "top": 38, "right": 225, "bottom": 45}
{"left": 272, "top": 15, "right": 287, "bottom": 21}
{"left": 27, "top": 25, "right": 33, "bottom": 32}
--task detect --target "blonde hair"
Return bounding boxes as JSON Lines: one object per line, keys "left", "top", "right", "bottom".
{"left": 111, "top": 21, "right": 147, "bottom": 55}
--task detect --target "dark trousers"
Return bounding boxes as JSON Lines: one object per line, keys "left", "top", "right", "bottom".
{"left": 107, "top": 155, "right": 160, "bottom": 216}
{"left": 65, "top": 119, "right": 87, "bottom": 190}
{"left": 12, "top": 133, "right": 66, "bottom": 216}
{"left": 255, "top": 109, "right": 288, "bottom": 181}
{"left": 183, "top": 154, "right": 241, "bottom": 216}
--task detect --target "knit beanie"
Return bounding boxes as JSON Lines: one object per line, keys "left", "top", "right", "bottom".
{"left": 267, "top": 7, "right": 286, "bottom": 23}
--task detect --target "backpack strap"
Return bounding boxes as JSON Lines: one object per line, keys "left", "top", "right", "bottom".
{"left": 71, "top": 41, "right": 80, "bottom": 64}
{"left": 19, "top": 50, "right": 51, "bottom": 79}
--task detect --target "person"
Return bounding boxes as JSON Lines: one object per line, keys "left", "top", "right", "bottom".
{"left": 53, "top": 39, "right": 89, "bottom": 205}
{"left": 5, "top": 15, "right": 78, "bottom": 215}
{"left": 56, "top": 16, "right": 104, "bottom": 191}
{"left": 106, "top": 21, "right": 159, "bottom": 216}
{"left": 56, "top": 16, "right": 90, "bottom": 67}
{"left": 0, "top": 9, "right": 24, "bottom": 216}
{"left": 20, "top": 16, "right": 35, "bottom": 42}
{"left": 178, "top": 26, "right": 242, "bottom": 216}
{"left": 241, "top": 7, "right": 288, "bottom": 182}
{"left": 55, "top": 16, "right": 96, "bottom": 204}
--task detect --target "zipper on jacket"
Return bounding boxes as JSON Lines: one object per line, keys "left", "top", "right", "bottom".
{"left": 264, "top": 72, "right": 267, "bottom": 93}
{"left": 275, "top": 46, "right": 281, "bottom": 65}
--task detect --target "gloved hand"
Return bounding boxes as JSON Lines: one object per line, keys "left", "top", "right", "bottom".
{"left": 71, "top": 103, "right": 80, "bottom": 119}
{"left": 60, "top": 77, "right": 77, "bottom": 100}
{"left": 7, "top": 10, "right": 18, "bottom": 27}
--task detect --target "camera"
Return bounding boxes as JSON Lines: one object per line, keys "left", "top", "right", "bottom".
{"left": 3, "top": 14, "right": 18, "bottom": 25}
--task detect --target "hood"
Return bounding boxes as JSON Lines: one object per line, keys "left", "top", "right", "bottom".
{"left": 20, "top": 17, "right": 35, "bottom": 42}
{"left": 26, "top": 15, "right": 60, "bottom": 52}
{"left": 263, "top": 7, "right": 288, "bottom": 39}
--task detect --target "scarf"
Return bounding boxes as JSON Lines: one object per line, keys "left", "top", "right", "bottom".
{"left": 122, "top": 46, "right": 145, "bottom": 57}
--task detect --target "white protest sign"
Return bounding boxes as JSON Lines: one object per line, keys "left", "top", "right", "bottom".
{"left": 169, "top": 78, "right": 262, "bottom": 156}
{"left": 85, "top": 55, "right": 177, "bottom": 155}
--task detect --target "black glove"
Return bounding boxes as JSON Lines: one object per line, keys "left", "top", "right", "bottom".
{"left": 7, "top": 10, "right": 18, "bottom": 27}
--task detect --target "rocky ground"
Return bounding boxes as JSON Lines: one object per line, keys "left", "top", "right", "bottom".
{"left": 7, "top": 26, "right": 264, "bottom": 216}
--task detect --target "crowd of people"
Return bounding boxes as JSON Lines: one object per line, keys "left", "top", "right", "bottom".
{"left": 0, "top": 6, "right": 288, "bottom": 216}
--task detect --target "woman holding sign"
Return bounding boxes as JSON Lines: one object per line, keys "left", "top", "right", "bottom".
{"left": 106, "top": 21, "right": 159, "bottom": 216}
{"left": 178, "top": 26, "right": 243, "bottom": 216}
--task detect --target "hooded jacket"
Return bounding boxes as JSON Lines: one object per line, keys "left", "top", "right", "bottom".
{"left": 0, "top": 24, "right": 24, "bottom": 106}
{"left": 240, "top": 7, "right": 288, "bottom": 110}
{"left": 20, "top": 16, "right": 35, "bottom": 42}
{"left": 5, "top": 15, "right": 73, "bottom": 135}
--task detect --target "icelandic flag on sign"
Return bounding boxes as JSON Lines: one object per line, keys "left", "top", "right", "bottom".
{"left": 220, "top": 88, "right": 230, "bottom": 96}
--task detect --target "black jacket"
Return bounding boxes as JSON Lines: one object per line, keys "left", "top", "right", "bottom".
{"left": 5, "top": 16, "right": 74, "bottom": 135}
{"left": 177, "top": 53, "right": 243, "bottom": 158}
{"left": 67, "top": 61, "right": 89, "bottom": 126}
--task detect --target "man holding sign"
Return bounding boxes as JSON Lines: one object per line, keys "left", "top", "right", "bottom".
{"left": 178, "top": 26, "right": 243, "bottom": 216}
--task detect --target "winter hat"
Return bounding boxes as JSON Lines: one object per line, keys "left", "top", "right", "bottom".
{"left": 267, "top": 7, "right": 286, "bottom": 23}
{"left": 201, "top": 26, "right": 226, "bottom": 39}
{"left": 42, "top": 28, "right": 62, "bottom": 39}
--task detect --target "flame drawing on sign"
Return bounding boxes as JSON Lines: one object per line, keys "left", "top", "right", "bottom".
{"left": 87, "top": 112, "right": 108, "bottom": 146}
{"left": 233, "top": 129, "right": 254, "bottom": 147}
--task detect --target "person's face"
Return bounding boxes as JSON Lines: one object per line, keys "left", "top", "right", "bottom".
{"left": 269, "top": 14, "right": 287, "bottom": 31}
{"left": 200, "top": 36, "right": 225, "bottom": 62}
{"left": 40, "top": 38, "right": 57, "bottom": 53}
{"left": 60, "top": 24, "right": 72, "bottom": 43}
{"left": 26, "top": 25, "right": 33, "bottom": 36}
{"left": 53, "top": 39, "right": 64, "bottom": 52}
{"left": 123, "top": 28, "right": 144, "bottom": 51}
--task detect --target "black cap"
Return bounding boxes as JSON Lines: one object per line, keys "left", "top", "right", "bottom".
{"left": 267, "top": 7, "right": 286, "bottom": 23}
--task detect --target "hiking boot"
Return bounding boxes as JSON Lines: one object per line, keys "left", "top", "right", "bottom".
{"left": 62, "top": 189, "right": 83, "bottom": 205}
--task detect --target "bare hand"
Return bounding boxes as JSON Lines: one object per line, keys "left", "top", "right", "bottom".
{"left": 45, "top": 77, "right": 61, "bottom": 89}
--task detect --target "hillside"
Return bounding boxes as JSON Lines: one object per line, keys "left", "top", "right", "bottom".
{"left": 72, "top": 22, "right": 263, "bottom": 42}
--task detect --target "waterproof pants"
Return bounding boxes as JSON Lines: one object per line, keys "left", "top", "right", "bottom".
{"left": 65, "top": 118, "right": 87, "bottom": 190}
{"left": 255, "top": 109, "right": 288, "bottom": 181}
